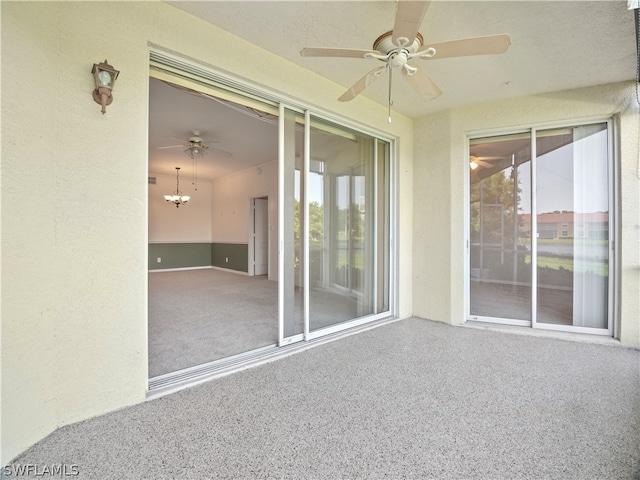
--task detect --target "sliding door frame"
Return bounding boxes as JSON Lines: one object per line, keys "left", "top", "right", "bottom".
{"left": 465, "top": 117, "right": 617, "bottom": 337}
{"left": 278, "top": 108, "right": 396, "bottom": 345}
{"left": 150, "top": 48, "right": 397, "bottom": 362}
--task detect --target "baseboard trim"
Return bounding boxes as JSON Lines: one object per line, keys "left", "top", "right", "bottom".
{"left": 149, "top": 266, "right": 212, "bottom": 273}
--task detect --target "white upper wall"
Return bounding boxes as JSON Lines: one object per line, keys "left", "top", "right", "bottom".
{"left": 412, "top": 82, "right": 640, "bottom": 348}
{"left": 211, "top": 162, "right": 277, "bottom": 243}
{"left": 148, "top": 173, "right": 212, "bottom": 243}
{"left": 1, "top": 1, "right": 413, "bottom": 464}
{"left": 211, "top": 162, "right": 279, "bottom": 280}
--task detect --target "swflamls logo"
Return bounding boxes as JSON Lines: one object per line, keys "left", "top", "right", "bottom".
{"left": 2, "top": 463, "right": 79, "bottom": 477}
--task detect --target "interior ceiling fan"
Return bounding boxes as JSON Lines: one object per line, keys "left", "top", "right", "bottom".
{"left": 157, "top": 130, "right": 232, "bottom": 158}
{"left": 469, "top": 155, "right": 507, "bottom": 169}
{"left": 300, "top": 0, "right": 511, "bottom": 106}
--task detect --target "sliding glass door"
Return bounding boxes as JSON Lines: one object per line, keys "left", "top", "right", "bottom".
{"left": 468, "top": 122, "right": 613, "bottom": 335}
{"left": 307, "top": 116, "right": 390, "bottom": 334}
{"left": 469, "top": 132, "right": 532, "bottom": 324}
{"left": 534, "top": 124, "right": 610, "bottom": 329}
{"left": 280, "top": 110, "right": 392, "bottom": 344}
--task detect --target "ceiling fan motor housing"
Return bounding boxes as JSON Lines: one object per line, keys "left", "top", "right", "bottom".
{"left": 373, "top": 31, "right": 424, "bottom": 55}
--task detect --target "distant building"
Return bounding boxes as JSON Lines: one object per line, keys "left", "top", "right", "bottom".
{"left": 518, "top": 212, "right": 609, "bottom": 240}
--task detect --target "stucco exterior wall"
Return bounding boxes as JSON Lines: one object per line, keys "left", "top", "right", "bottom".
{"left": 1, "top": 1, "right": 414, "bottom": 464}
{"left": 413, "top": 82, "right": 640, "bottom": 348}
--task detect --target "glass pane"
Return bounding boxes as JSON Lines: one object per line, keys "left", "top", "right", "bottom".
{"left": 282, "top": 108, "right": 304, "bottom": 339}
{"left": 308, "top": 117, "right": 384, "bottom": 331}
{"left": 469, "top": 133, "right": 532, "bottom": 321}
{"left": 536, "top": 124, "right": 609, "bottom": 328}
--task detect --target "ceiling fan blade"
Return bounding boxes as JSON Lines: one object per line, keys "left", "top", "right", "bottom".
{"left": 300, "top": 47, "right": 378, "bottom": 59}
{"left": 401, "top": 65, "right": 442, "bottom": 101}
{"left": 474, "top": 159, "right": 494, "bottom": 168}
{"left": 209, "top": 146, "right": 233, "bottom": 158}
{"left": 392, "top": 0, "right": 431, "bottom": 47}
{"left": 421, "top": 34, "right": 512, "bottom": 59}
{"left": 156, "top": 144, "right": 184, "bottom": 150}
{"left": 338, "top": 67, "right": 386, "bottom": 102}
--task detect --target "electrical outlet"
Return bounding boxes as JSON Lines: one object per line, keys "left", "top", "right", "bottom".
{"left": 157, "top": 257, "right": 161, "bottom": 263}
{"left": 225, "top": 257, "right": 229, "bottom": 263}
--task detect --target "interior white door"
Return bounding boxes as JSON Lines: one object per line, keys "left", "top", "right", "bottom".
{"left": 254, "top": 198, "right": 269, "bottom": 275}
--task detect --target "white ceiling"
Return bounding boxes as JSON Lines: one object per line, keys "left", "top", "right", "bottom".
{"left": 149, "top": 78, "right": 279, "bottom": 181}
{"left": 150, "top": 1, "right": 637, "bottom": 180}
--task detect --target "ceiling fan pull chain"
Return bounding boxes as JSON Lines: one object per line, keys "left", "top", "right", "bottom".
{"left": 388, "top": 67, "right": 393, "bottom": 123}
{"left": 191, "top": 155, "right": 199, "bottom": 192}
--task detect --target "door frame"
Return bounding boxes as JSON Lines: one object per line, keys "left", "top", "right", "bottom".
{"left": 248, "top": 195, "right": 269, "bottom": 277}
{"left": 464, "top": 117, "right": 617, "bottom": 337}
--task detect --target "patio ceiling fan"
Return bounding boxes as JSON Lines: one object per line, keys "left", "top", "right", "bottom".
{"left": 469, "top": 155, "right": 507, "bottom": 170}
{"left": 300, "top": 0, "right": 511, "bottom": 106}
{"left": 157, "top": 130, "right": 232, "bottom": 158}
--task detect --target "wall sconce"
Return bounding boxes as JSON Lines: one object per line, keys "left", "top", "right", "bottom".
{"left": 91, "top": 59, "right": 119, "bottom": 114}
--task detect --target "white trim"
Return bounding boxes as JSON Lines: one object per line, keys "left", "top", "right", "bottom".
{"left": 389, "top": 137, "right": 399, "bottom": 318}
{"left": 607, "top": 117, "right": 618, "bottom": 339}
{"left": 306, "top": 312, "right": 394, "bottom": 340}
{"left": 466, "top": 115, "right": 614, "bottom": 140}
{"left": 468, "top": 315, "right": 532, "bottom": 328}
{"left": 611, "top": 115, "right": 621, "bottom": 341}
{"left": 149, "top": 266, "right": 212, "bottom": 273}
{"left": 373, "top": 139, "right": 379, "bottom": 313}
{"left": 303, "top": 110, "right": 311, "bottom": 340}
{"left": 463, "top": 133, "right": 471, "bottom": 321}
{"left": 248, "top": 198, "right": 254, "bottom": 277}
{"left": 464, "top": 321, "right": 624, "bottom": 347}
{"left": 277, "top": 103, "right": 285, "bottom": 347}
{"left": 148, "top": 241, "right": 212, "bottom": 244}
{"left": 531, "top": 128, "right": 538, "bottom": 329}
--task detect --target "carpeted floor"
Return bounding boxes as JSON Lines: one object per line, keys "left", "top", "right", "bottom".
{"left": 149, "top": 269, "right": 358, "bottom": 377}
{"left": 7, "top": 318, "right": 639, "bottom": 479}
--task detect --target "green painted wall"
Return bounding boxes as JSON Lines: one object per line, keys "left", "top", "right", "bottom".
{"left": 212, "top": 243, "right": 248, "bottom": 272}
{"left": 148, "top": 243, "right": 212, "bottom": 270}
{"left": 148, "top": 243, "right": 248, "bottom": 272}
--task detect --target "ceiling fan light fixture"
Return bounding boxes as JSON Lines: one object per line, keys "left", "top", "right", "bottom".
{"left": 183, "top": 130, "right": 209, "bottom": 160}
{"left": 470, "top": 160, "right": 479, "bottom": 170}
{"left": 184, "top": 145, "right": 207, "bottom": 159}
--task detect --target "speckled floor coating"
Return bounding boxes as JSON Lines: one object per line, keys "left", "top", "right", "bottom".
{"left": 6, "top": 318, "right": 640, "bottom": 479}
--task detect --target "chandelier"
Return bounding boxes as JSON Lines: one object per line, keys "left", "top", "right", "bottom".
{"left": 164, "top": 167, "right": 190, "bottom": 208}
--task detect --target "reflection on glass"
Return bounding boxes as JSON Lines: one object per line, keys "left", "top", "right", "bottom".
{"left": 469, "top": 133, "right": 532, "bottom": 320}
{"left": 308, "top": 117, "right": 388, "bottom": 331}
{"left": 536, "top": 124, "right": 609, "bottom": 328}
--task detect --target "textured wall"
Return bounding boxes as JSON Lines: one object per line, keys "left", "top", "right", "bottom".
{"left": 413, "top": 82, "right": 640, "bottom": 347}
{"left": 1, "top": 1, "right": 414, "bottom": 464}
